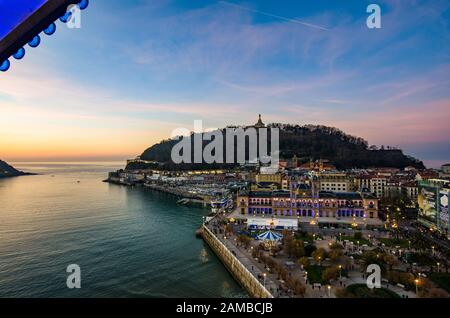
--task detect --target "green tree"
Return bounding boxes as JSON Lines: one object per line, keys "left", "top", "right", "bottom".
{"left": 291, "top": 239, "right": 305, "bottom": 259}
{"left": 298, "top": 256, "right": 310, "bottom": 269}
{"left": 237, "top": 235, "right": 252, "bottom": 249}
{"left": 283, "top": 232, "right": 294, "bottom": 257}
{"left": 361, "top": 251, "right": 386, "bottom": 273}
{"left": 329, "top": 249, "right": 344, "bottom": 262}
{"left": 312, "top": 248, "right": 327, "bottom": 265}
{"left": 330, "top": 242, "right": 344, "bottom": 250}
{"left": 322, "top": 267, "right": 339, "bottom": 283}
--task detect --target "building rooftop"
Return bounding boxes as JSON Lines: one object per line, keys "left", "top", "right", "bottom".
{"left": 241, "top": 190, "right": 375, "bottom": 201}
{"left": 295, "top": 183, "right": 311, "bottom": 190}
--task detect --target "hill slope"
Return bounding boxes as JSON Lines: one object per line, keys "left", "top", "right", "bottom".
{"left": 130, "top": 124, "right": 425, "bottom": 170}
{"left": 0, "top": 160, "right": 28, "bottom": 178}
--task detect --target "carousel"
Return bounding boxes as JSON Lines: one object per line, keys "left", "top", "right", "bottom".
{"left": 256, "top": 230, "right": 283, "bottom": 249}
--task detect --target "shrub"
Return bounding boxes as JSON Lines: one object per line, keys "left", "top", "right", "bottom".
{"left": 430, "top": 273, "right": 450, "bottom": 294}
{"left": 304, "top": 244, "right": 317, "bottom": 257}
{"left": 385, "top": 270, "right": 415, "bottom": 289}
{"left": 322, "top": 267, "right": 339, "bottom": 283}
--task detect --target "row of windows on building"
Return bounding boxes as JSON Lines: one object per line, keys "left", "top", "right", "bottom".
{"left": 245, "top": 200, "right": 372, "bottom": 208}
{"left": 244, "top": 207, "right": 374, "bottom": 218}
{"left": 322, "top": 188, "right": 346, "bottom": 192}
{"left": 320, "top": 183, "right": 348, "bottom": 192}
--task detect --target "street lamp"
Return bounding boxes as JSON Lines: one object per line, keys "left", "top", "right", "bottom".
{"left": 338, "top": 265, "right": 342, "bottom": 279}
{"left": 327, "top": 285, "right": 331, "bottom": 298}
{"left": 432, "top": 246, "right": 435, "bottom": 256}
{"left": 437, "top": 262, "right": 440, "bottom": 272}
{"left": 263, "top": 273, "right": 267, "bottom": 289}
{"left": 414, "top": 279, "right": 419, "bottom": 295}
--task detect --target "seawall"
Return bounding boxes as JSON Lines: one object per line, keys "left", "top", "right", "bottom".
{"left": 201, "top": 224, "right": 273, "bottom": 298}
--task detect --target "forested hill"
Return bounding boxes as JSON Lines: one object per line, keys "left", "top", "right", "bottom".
{"left": 0, "top": 160, "right": 28, "bottom": 178}
{"left": 128, "top": 124, "right": 425, "bottom": 171}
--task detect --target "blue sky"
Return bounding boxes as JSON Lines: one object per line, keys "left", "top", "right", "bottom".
{"left": 0, "top": 0, "right": 449, "bottom": 167}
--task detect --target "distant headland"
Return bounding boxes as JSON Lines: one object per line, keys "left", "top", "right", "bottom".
{"left": 0, "top": 160, "right": 34, "bottom": 178}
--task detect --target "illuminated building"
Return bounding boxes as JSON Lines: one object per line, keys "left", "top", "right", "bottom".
{"left": 418, "top": 179, "right": 450, "bottom": 238}
{"left": 318, "top": 172, "right": 353, "bottom": 193}
{"left": 236, "top": 188, "right": 380, "bottom": 227}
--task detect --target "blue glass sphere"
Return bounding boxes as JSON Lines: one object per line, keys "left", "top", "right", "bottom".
{"left": 0, "top": 59, "right": 10, "bottom": 72}
{"left": 28, "top": 35, "right": 41, "bottom": 48}
{"left": 60, "top": 11, "right": 72, "bottom": 23}
{"left": 44, "top": 23, "right": 56, "bottom": 35}
{"left": 78, "top": 0, "right": 89, "bottom": 10}
{"left": 13, "top": 47, "right": 26, "bottom": 60}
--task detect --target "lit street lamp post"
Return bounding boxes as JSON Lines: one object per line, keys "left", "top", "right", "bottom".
{"left": 338, "top": 265, "right": 342, "bottom": 280}
{"left": 327, "top": 285, "right": 331, "bottom": 298}
{"left": 263, "top": 273, "right": 267, "bottom": 289}
{"left": 415, "top": 279, "right": 419, "bottom": 295}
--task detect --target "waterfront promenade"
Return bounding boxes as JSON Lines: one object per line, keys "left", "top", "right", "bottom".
{"left": 204, "top": 217, "right": 278, "bottom": 297}
{"left": 204, "top": 216, "right": 428, "bottom": 298}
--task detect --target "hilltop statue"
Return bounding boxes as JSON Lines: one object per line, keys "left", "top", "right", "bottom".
{"left": 255, "top": 114, "right": 265, "bottom": 128}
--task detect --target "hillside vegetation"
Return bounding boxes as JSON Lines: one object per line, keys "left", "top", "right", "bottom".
{"left": 128, "top": 124, "right": 425, "bottom": 171}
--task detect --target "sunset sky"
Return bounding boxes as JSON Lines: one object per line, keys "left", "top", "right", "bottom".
{"left": 0, "top": 0, "right": 449, "bottom": 167}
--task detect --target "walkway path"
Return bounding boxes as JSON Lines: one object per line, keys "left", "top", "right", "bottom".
{"left": 205, "top": 220, "right": 279, "bottom": 297}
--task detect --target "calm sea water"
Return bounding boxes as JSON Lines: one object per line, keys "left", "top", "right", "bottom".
{"left": 0, "top": 162, "right": 246, "bottom": 298}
